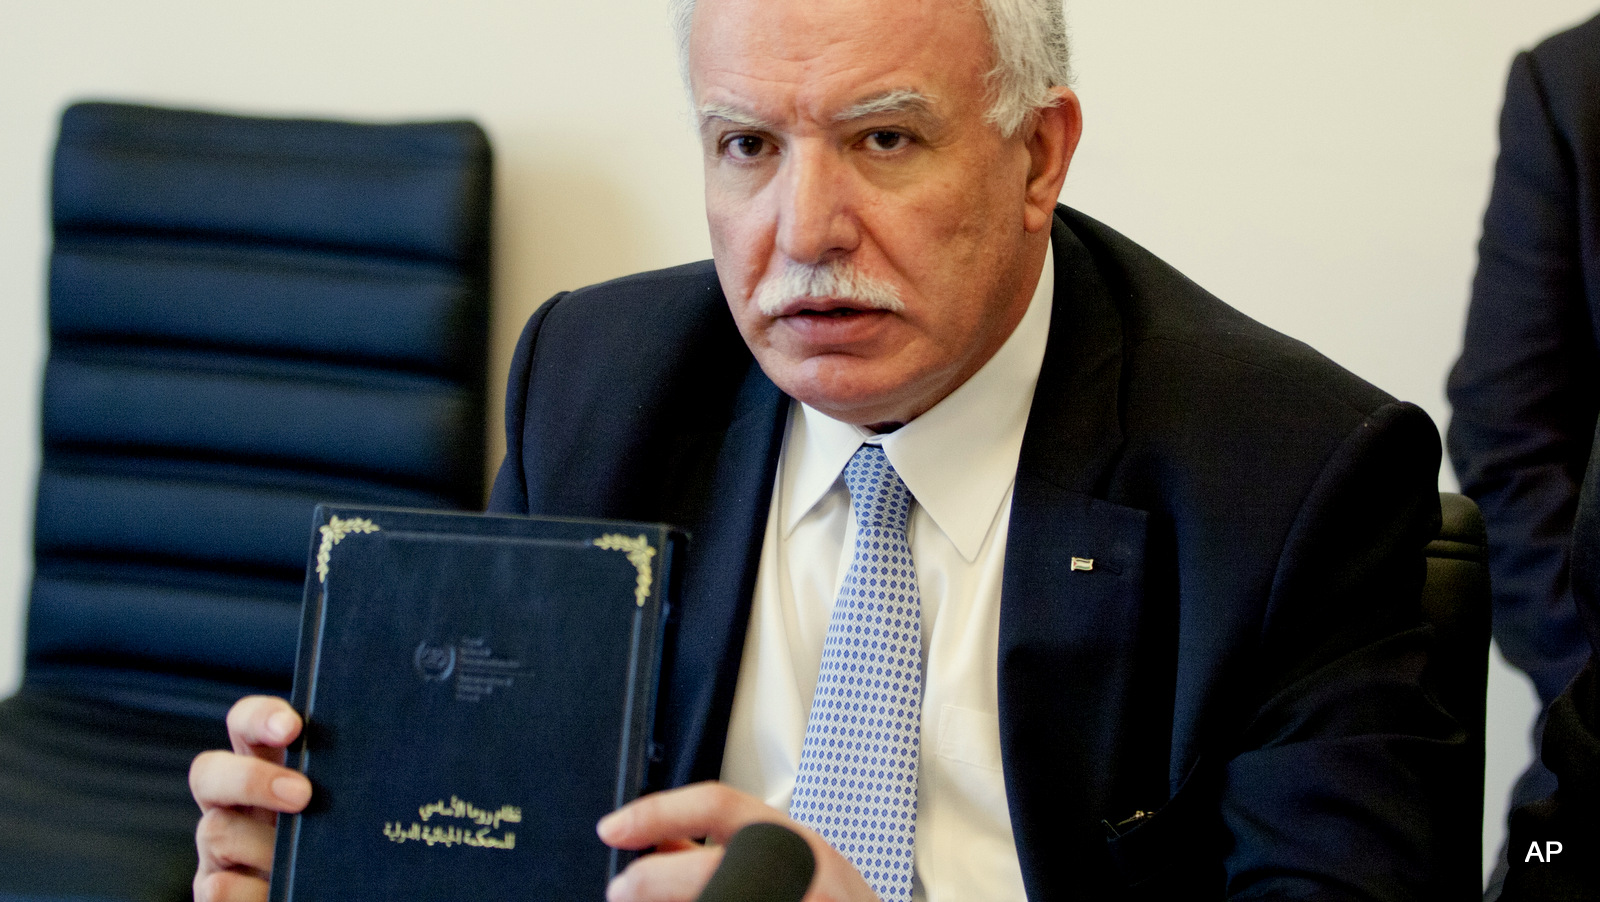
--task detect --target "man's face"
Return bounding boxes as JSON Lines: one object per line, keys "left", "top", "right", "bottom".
{"left": 690, "top": 0, "right": 1062, "bottom": 427}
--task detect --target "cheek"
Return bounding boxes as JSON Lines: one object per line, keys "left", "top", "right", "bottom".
{"left": 880, "top": 165, "right": 1020, "bottom": 284}
{"left": 705, "top": 185, "right": 774, "bottom": 298}
{"left": 706, "top": 214, "right": 752, "bottom": 302}
{"left": 706, "top": 213, "right": 773, "bottom": 355}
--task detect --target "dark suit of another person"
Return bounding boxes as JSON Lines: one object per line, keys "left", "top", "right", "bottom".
{"left": 1447, "top": 8, "right": 1600, "bottom": 829}
{"left": 1446, "top": 12, "right": 1600, "bottom": 898}
{"left": 489, "top": 206, "right": 1470, "bottom": 899}
{"left": 1501, "top": 429, "right": 1600, "bottom": 897}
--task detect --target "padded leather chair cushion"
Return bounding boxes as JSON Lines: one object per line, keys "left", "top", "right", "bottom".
{"left": 1420, "top": 492, "right": 1492, "bottom": 888}
{"left": 0, "top": 101, "right": 493, "bottom": 902}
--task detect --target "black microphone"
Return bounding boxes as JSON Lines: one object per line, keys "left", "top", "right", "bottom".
{"left": 693, "top": 822, "right": 816, "bottom": 902}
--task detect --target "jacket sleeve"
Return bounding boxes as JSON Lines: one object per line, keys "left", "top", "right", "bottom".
{"left": 1500, "top": 660, "right": 1600, "bottom": 899}
{"left": 1445, "top": 48, "right": 1596, "bottom": 706}
{"left": 1501, "top": 413, "right": 1600, "bottom": 899}
{"left": 1220, "top": 401, "right": 1471, "bottom": 900}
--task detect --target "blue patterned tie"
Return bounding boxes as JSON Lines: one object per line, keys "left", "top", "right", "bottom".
{"left": 789, "top": 444, "right": 921, "bottom": 902}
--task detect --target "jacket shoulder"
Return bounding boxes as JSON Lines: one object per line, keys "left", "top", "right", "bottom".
{"left": 490, "top": 258, "right": 761, "bottom": 518}
{"left": 1529, "top": 12, "right": 1600, "bottom": 77}
{"left": 1059, "top": 207, "right": 1399, "bottom": 424}
{"left": 1522, "top": 13, "right": 1600, "bottom": 131}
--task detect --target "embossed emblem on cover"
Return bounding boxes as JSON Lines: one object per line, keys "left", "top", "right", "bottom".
{"left": 413, "top": 641, "right": 456, "bottom": 682}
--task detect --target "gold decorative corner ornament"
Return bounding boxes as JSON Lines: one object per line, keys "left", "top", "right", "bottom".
{"left": 592, "top": 533, "right": 656, "bottom": 607}
{"left": 317, "top": 516, "right": 381, "bottom": 583}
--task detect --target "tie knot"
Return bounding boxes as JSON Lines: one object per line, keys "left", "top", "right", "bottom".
{"left": 844, "top": 444, "right": 912, "bottom": 532}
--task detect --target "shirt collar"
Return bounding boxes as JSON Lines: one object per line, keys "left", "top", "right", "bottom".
{"left": 782, "top": 243, "right": 1054, "bottom": 561}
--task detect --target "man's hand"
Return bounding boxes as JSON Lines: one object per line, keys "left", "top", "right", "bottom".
{"left": 188, "top": 695, "right": 311, "bottom": 902}
{"left": 597, "top": 782, "right": 881, "bottom": 902}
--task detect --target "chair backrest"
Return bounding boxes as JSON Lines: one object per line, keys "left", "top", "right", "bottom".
{"left": 1421, "top": 491, "right": 1492, "bottom": 886}
{"left": 25, "top": 101, "right": 493, "bottom": 717}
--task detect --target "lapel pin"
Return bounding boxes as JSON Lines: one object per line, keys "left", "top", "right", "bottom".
{"left": 1071, "top": 557, "right": 1094, "bottom": 572}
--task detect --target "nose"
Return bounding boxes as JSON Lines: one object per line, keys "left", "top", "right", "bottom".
{"left": 774, "top": 141, "right": 860, "bottom": 264}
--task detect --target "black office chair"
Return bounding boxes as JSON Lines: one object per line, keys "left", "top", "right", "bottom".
{"left": 1421, "top": 491, "right": 1492, "bottom": 896}
{"left": 0, "top": 101, "right": 492, "bottom": 901}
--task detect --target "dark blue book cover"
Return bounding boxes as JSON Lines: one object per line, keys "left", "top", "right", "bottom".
{"left": 268, "top": 505, "right": 680, "bottom": 901}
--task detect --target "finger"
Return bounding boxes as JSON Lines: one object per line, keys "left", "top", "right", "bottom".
{"left": 606, "top": 845, "right": 723, "bottom": 902}
{"left": 225, "top": 696, "right": 302, "bottom": 761}
{"left": 193, "top": 867, "right": 271, "bottom": 902}
{"left": 599, "top": 782, "right": 779, "bottom": 850}
{"left": 195, "top": 807, "right": 277, "bottom": 878}
{"left": 190, "top": 749, "right": 312, "bottom": 816}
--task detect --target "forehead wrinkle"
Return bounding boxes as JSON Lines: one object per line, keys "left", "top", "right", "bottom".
{"left": 832, "top": 88, "right": 937, "bottom": 123}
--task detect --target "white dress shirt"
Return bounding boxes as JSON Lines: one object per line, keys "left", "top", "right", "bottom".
{"left": 720, "top": 246, "right": 1054, "bottom": 902}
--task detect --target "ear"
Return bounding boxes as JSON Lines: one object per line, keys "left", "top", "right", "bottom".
{"left": 1022, "top": 87, "right": 1082, "bottom": 234}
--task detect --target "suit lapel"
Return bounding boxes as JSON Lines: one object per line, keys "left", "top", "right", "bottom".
{"left": 656, "top": 356, "right": 788, "bottom": 790}
{"left": 999, "top": 213, "right": 1163, "bottom": 898}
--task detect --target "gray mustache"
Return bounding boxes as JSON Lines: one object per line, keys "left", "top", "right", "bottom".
{"left": 753, "top": 261, "right": 904, "bottom": 316}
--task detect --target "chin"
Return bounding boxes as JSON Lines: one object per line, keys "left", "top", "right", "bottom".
{"left": 756, "top": 350, "right": 921, "bottom": 423}
{"left": 788, "top": 382, "right": 909, "bottom": 427}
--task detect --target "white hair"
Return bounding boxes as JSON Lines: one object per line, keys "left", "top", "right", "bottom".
{"left": 667, "top": 0, "right": 1072, "bottom": 137}
{"left": 753, "top": 260, "right": 904, "bottom": 316}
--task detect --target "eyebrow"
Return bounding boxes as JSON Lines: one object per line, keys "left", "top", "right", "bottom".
{"left": 696, "top": 102, "right": 773, "bottom": 132}
{"left": 696, "top": 89, "right": 938, "bottom": 132}
{"left": 832, "top": 89, "right": 936, "bottom": 123}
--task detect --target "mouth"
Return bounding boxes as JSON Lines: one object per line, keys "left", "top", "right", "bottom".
{"left": 772, "top": 297, "right": 887, "bottom": 319}
{"left": 765, "top": 295, "right": 895, "bottom": 348}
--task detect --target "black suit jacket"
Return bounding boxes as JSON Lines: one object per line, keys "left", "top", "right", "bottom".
{"left": 490, "top": 207, "right": 1466, "bottom": 899}
{"left": 1501, "top": 412, "right": 1600, "bottom": 901}
{"left": 1448, "top": 15, "right": 1600, "bottom": 899}
{"left": 1446, "top": 12, "right": 1600, "bottom": 712}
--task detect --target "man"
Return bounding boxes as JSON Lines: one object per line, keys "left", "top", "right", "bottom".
{"left": 1446, "top": 13, "right": 1600, "bottom": 897}
{"left": 1455, "top": 12, "right": 1600, "bottom": 899}
{"left": 191, "top": 0, "right": 1467, "bottom": 899}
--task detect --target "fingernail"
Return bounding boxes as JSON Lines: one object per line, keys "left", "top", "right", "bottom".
{"left": 272, "top": 775, "right": 311, "bottom": 808}
{"left": 266, "top": 711, "right": 297, "bottom": 743}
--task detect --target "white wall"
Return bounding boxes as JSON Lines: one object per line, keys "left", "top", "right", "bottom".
{"left": 2, "top": 0, "right": 1595, "bottom": 883}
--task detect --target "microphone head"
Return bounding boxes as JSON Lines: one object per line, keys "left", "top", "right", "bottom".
{"left": 694, "top": 822, "right": 816, "bottom": 902}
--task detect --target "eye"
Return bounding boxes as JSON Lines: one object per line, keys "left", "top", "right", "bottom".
{"left": 863, "top": 130, "right": 910, "bottom": 152}
{"left": 722, "top": 134, "right": 770, "bottom": 160}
